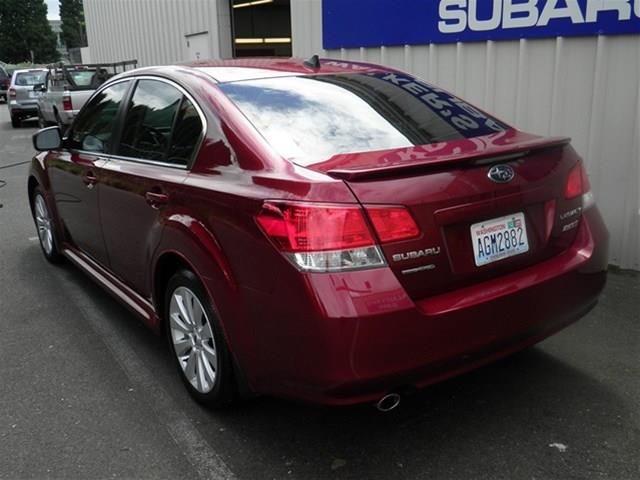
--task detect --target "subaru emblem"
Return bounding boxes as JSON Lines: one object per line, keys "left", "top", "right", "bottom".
{"left": 488, "top": 165, "right": 515, "bottom": 183}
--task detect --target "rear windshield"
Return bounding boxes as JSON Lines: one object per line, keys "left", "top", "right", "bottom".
{"left": 68, "top": 70, "right": 96, "bottom": 87}
{"left": 219, "top": 73, "right": 508, "bottom": 165}
{"left": 51, "top": 69, "right": 104, "bottom": 90}
{"left": 14, "top": 71, "right": 46, "bottom": 86}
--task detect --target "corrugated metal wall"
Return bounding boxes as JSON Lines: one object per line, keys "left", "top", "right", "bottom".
{"left": 83, "top": 0, "right": 639, "bottom": 269}
{"left": 292, "top": 1, "right": 640, "bottom": 270}
{"left": 84, "top": 0, "right": 232, "bottom": 66}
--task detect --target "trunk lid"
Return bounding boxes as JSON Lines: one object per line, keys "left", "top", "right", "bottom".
{"left": 305, "top": 130, "right": 585, "bottom": 300}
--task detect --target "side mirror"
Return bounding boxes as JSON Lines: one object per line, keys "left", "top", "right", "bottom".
{"left": 33, "top": 127, "right": 62, "bottom": 151}
{"left": 33, "top": 83, "right": 47, "bottom": 92}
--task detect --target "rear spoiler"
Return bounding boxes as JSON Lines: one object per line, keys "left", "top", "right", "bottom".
{"left": 320, "top": 135, "right": 571, "bottom": 181}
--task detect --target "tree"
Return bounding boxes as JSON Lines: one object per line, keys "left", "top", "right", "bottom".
{"left": 59, "top": 0, "right": 86, "bottom": 49}
{"left": 0, "top": 0, "right": 59, "bottom": 63}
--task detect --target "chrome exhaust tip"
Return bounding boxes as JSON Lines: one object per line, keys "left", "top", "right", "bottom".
{"left": 376, "top": 393, "right": 401, "bottom": 412}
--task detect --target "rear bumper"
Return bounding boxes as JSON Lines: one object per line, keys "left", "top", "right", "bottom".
{"left": 248, "top": 207, "right": 609, "bottom": 406}
{"left": 9, "top": 102, "right": 38, "bottom": 117}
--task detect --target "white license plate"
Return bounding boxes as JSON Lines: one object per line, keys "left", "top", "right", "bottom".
{"left": 471, "top": 213, "right": 529, "bottom": 267}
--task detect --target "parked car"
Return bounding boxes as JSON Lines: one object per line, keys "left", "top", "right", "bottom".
{"left": 28, "top": 58, "right": 609, "bottom": 410}
{"left": 8, "top": 68, "right": 48, "bottom": 127}
{"left": 0, "top": 65, "right": 10, "bottom": 102}
{"left": 36, "top": 66, "right": 100, "bottom": 128}
{"left": 36, "top": 61, "right": 138, "bottom": 129}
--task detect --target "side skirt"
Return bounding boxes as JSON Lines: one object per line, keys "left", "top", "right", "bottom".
{"left": 62, "top": 246, "right": 161, "bottom": 334}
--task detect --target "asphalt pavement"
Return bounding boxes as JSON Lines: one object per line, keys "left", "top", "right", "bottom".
{"left": 0, "top": 105, "right": 638, "bottom": 480}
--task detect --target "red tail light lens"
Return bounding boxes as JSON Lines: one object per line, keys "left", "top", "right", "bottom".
{"left": 62, "top": 95, "right": 73, "bottom": 111}
{"left": 257, "top": 202, "right": 375, "bottom": 252}
{"left": 565, "top": 162, "right": 591, "bottom": 199}
{"left": 8, "top": 88, "right": 16, "bottom": 99}
{"left": 257, "top": 202, "right": 422, "bottom": 272}
{"left": 367, "top": 207, "right": 420, "bottom": 243}
{"left": 256, "top": 202, "right": 385, "bottom": 272}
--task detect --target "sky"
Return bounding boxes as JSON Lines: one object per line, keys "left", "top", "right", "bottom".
{"left": 46, "top": 0, "right": 60, "bottom": 20}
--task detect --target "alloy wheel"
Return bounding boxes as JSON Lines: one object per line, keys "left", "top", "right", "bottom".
{"left": 169, "top": 286, "right": 218, "bottom": 394}
{"left": 34, "top": 194, "right": 54, "bottom": 255}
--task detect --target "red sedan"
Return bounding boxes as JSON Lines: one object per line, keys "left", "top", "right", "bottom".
{"left": 29, "top": 58, "right": 608, "bottom": 410}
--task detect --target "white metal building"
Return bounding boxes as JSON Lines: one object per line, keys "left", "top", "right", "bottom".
{"left": 84, "top": 0, "right": 639, "bottom": 269}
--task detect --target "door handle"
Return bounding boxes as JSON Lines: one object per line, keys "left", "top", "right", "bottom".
{"left": 83, "top": 171, "right": 98, "bottom": 189}
{"left": 145, "top": 191, "right": 169, "bottom": 209}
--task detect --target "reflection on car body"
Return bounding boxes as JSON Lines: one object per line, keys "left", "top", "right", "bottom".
{"left": 28, "top": 58, "right": 608, "bottom": 409}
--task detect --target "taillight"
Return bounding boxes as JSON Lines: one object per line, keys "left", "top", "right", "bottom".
{"left": 565, "top": 162, "right": 590, "bottom": 199}
{"left": 257, "top": 202, "right": 420, "bottom": 272}
{"left": 62, "top": 94, "right": 73, "bottom": 111}
{"left": 565, "top": 161, "right": 595, "bottom": 209}
{"left": 366, "top": 207, "right": 420, "bottom": 243}
{"left": 8, "top": 88, "right": 16, "bottom": 99}
{"left": 256, "top": 202, "right": 385, "bottom": 272}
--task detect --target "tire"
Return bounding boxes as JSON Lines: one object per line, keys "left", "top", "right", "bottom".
{"left": 11, "top": 114, "right": 20, "bottom": 128}
{"left": 31, "top": 187, "right": 63, "bottom": 263}
{"left": 165, "top": 269, "right": 236, "bottom": 408}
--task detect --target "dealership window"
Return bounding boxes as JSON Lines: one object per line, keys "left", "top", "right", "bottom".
{"left": 230, "top": 0, "right": 292, "bottom": 57}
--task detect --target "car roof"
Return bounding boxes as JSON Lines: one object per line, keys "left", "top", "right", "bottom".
{"left": 183, "top": 58, "right": 391, "bottom": 83}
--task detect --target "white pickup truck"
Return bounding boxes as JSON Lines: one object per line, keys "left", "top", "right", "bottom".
{"left": 36, "top": 61, "right": 137, "bottom": 129}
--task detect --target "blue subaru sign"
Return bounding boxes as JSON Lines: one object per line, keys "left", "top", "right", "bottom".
{"left": 322, "top": 0, "right": 640, "bottom": 49}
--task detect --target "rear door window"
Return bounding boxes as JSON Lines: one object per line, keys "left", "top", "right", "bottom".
{"left": 118, "top": 79, "right": 182, "bottom": 163}
{"left": 68, "top": 81, "right": 131, "bottom": 153}
{"left": 118, "top": 79, "right": 202, "bottom": 167}
{"left": 166, "top": 98, "right": 203, "bottom": 166}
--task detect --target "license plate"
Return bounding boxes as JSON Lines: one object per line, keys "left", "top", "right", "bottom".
{"left": 28, "top": 91, "right": 39, "bottom": 98}
{"left": 471, "top": 213, "right": 529, "bottom": 267}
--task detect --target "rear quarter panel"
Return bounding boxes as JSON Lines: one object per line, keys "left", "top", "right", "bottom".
{"left": 147, "top": 71, "right": 363, "bottom": 386}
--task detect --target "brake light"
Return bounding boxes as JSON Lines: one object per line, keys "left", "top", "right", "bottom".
{"left": 257, "top": 202, "right": 422, "bottom": 272}
{"left": 257, "top": 202, "right": 375, "bottom": 252}
{"left": 8, "top": 88, "right": 16, "bottom": 99}
{"left": 565, "top": 162, "right": 589, "bottom": 199}
{"left": 565, "top": 161, "right": 596, "bottom": 210}
{"left": 62, "top": 94, "right": 73, "bottom": 111}
{"left": 366, "top": 207, "right": 420, "bottom": 243}
{"left": 257, "top": 202, "right": 385, "bottom": 272}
